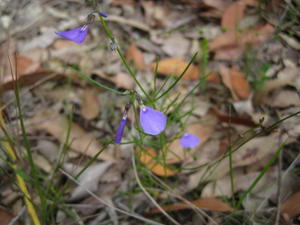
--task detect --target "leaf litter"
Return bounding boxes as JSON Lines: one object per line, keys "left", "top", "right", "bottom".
{"left": 1, "top": 0, "right": 300, "bottom": 224}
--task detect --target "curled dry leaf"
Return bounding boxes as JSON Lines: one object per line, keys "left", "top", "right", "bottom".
{"left": 219, "top": 65, "right": 250, "bottom": 100}
{"left": 139, "top": 147, "right": 177, "bottom": 177}
{"left": 31, "top": 110, "right": 115, "bottom": 162}
{"left": 125, "top": 43, "right": 146, "bottom": 71}
{"left": 281, "top": 192, "right": 300, "bottom": 222}
{"left": 145, "top": 197, "right": 232, "bottom": 214}
{"left": 166, "top": 115, "right": 217, "bottom": 164}
{"left": 81, "top": 87, "right": 101, "bottom": 120}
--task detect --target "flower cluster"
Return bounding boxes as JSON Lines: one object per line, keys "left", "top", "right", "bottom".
{"left": 55, "top": 12, "right": 201, "bottom": 149}
{"left": 114, "top": 102, "right": 200, "bottom": 149}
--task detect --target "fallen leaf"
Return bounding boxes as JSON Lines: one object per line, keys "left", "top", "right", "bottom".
{"left": 64, "top": 162, "right": 112, "bottom": 200}
{"left": 281, "top": 192, "right": 300, "bottom": 222}
{"left": 145, "top": 197, "right": 232, "bottom": 214}
{"left": 0, "top": 46, "right": 56, "bottom": 93}
{"left": 214, "top": 45, "right": 244, "bottom": 60}
{"left": 141, "top": 1, "right": 170, "bottom": 28}
{"left": 53, "top": 39, "right": 77, "bottom": 49}
{"left": 262, "top": 89, "right": 300, "bottom": 108}
{"left": 221, "top": 1, "right": 246, "bottom": 29}
{"left": 202, "top": 168, "right": 277, "bottom": 197}
{"left": 183, "top": 132, "right": 280, "bottom": 193}
{"left": 166, "top": 115, "right": 217, "bottom": 163}
{"left": 31, "top": 110, "right": 115, "bottom": 162}
{"left": 92, "top": 69, "right": 135, "bottom": 90}
{"left": 209, "top": 24, "right": 274, "bottom": 54}
{"left": 210, "top": 132, "right": 281, "bottom": 180}
{"left": 151, "top": 58, "right": 199, "bottom": 80}
{"left": 209, "top": 30, "right": 239, "bottom": 51}
{"left": 201, "top": 0, "right": 232, "bottom": 13}
{"left": 139, "top": 148, "right": 177, "bottom": 177}
{"left": 81, "top": 87, "right": 101, "bottom": 120}
{"left": 161, "top": 34, "right": 189, "bottom": 57}
{"left": 0, "top": 208, "right": 20, "bottom": 225}
{"left": 125, "top": 43, "right": 146, "bottom": 71}
{"left": 219, "top": 65, "right": 250, "bottom": 100}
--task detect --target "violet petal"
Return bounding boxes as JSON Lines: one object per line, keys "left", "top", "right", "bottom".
{"left": 140, "top": 106, "right": 167, "bottom": 135}
{"left": 99, "top": 12, "right": 108, "bottom": 18}
{"left": 115, "top": 117, "right": 127, "bottom": 144}
{"left": 180, "top": 133, "right": 200, "bottom": 148}
{"left": 55, "top": 25, "right": 88, "bottom": 44}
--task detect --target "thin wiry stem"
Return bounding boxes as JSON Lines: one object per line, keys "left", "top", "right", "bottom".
{"left": 60, "top": 169, "right": 163, "bottom": 225}
{"left": 131, "top": 152, "right": 181, "bottom": 225}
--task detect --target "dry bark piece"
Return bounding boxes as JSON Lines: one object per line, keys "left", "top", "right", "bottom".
{"left": 219, "top": 65, "right": 250, "bottom": 100}
{"left": 125, "top": 43, "right": 147, "bottom": 71}
{"left": 139, "top": 148, "right": 177, "bottom": 177}
{"left": 281, "top": 192, "right": 300, "bottom": 222}
{"left": 31, "top": 111, "right": 115, "bottom": 162}
{"left": 80, "top": 87, "right": 101, "bottom": 120}
{"left": 145, "top": 198, "right": 232, "bottom": 214}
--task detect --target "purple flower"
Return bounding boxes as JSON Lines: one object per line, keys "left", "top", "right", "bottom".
{"left": 55, "top": 25, "right": 88, "bottom": 44}
{"left": 140, "top": 106, "right": 167, "bottom": 135}
{"left": 180, "top": 133, "right": 200, "bottom": 148}
{"left": 98, "top": 12, "right": 108, "bottom": 18}
{"left": 115, "top": 117, "right": 127, "bottom": 144}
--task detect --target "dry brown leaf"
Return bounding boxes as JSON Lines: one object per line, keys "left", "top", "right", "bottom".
{"left": 209, "top": 24, "right": 274, "bottom": 53}
{"left": 139, "top": 148, "right": 177, "bottom": 177}
{"left": 214, "top": 45, "right": 244, "bottom": 60}
{"left": 210, "top": 132, "right": 280, "bottom": 180}
{"left": 184, "top": 132, "right": 280, "bottom": 193}
{"left": 81, "top": 87, "right": 101, "bottom": 120}
{"left": 281, "top": 192, "right": 300, "bottom": 222}
{"left": 219, "top": 65, "right": 250, "bottom": 100}
{"left": 262, "top": 89, "right": 300, "bottom": 108}
{"left": 151, "top": 58, "right": 219, "bottom": 82}
{"left": 201, "top": 0, "right": 232, "bottom": 12}
{"left": 202, "top": 168, "right": 276, "bottom": 197}
{"left": 31, "top": 111, "right": 115, "bottom": 162}
{"left": 209, "top": 30, "right": 238, "bottom": 50}
{"left": 53, "top": 39, "right": 77, "bottom": 49}
{"left": 0, "top": 208, "right": 20, "bottom": 225}
{"left": 221, "top": 1, "right": 246, "bottom": 29}
{"left": 0, "top": 52, "right": 56, "bottom": 93}
{"left": 166, "top": 115, "right": 217, "bottom": 164}
{"left": 92, "top": 69, "right": 135, "bottom": 90}
{"left": 151, "top": 58, "right": 199, "bottom": 80}
{"left": 125, "top": 43, "right": 146, "bottom": 71}
{"left": 145, "top": 197, "right": 232, "bottom": 214}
